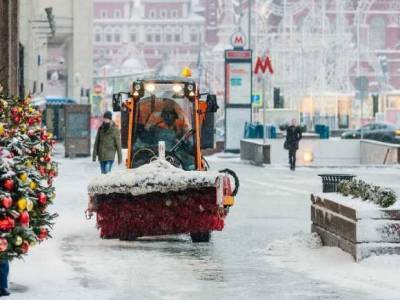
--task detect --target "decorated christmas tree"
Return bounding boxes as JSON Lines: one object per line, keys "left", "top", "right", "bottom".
{"left": 0, "top": 87, "right": 57, "bottom": 260}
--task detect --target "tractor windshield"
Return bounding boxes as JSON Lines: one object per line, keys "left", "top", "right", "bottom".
{"left": 132, "top": 89, "right": 195, "bottom": 170}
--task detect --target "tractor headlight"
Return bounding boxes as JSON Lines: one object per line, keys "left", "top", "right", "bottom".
{"left": 172, "top": 84, "right": 183, "bottom": 93}
{"left": 184, "top": 82, "right": 196, "bottom": 100}
{"left": 132, "top": 81, "right": 144, "bottom": 99}
{"left": 145, "top": 83, "right": 156, "bottom": 93}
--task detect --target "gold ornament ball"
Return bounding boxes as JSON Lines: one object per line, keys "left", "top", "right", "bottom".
{"left": 25, "top": 160, "right": 33, "bottom": 169}
{"left": 16, "top": 198, "right": 27, "bottom": 211}
{"left": 29, "top": 181, "right": 37, "bottom": 190}
{"left": 19, "top": 172, "right": 28, "bottom": 182}
{"left": 14, "top": 236, "right": 23, "bottom": 246}
{"left": 26, "top": 199, "right": 33, "bottom": 212}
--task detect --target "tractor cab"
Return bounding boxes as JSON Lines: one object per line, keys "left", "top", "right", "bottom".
{"left": 112, "top": 77, "right": 219, "bottom": 171}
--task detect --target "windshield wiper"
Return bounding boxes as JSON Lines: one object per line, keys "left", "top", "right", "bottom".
{"left": 169, "top": 129, "right": 194, "bottom": 153}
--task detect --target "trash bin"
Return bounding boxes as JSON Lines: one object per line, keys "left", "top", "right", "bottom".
{"left": 265, "top": 125, "right": 277, "bottom": 139}
{"left": 244, "top": 122, "right": 250, "bottom": 138}
{"left": 255, "top": 124, "right": 264, "bottom": 138}
{"left": 318, "top": 174, "right": 356, "bottom": 193}
{"left": 315, "top": 124, "right": 330, "bottom": 139}
{"left": 322, "top": 125, "right": 330, "bottom": 139}
{"left": 244, "top": 122, "right": 257, "bottom": 138}
{"left": 244, "top": 123, "right": 265, "bottom": 139}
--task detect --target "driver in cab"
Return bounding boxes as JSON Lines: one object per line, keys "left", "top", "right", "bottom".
{"left": 144, "top": 102, "right": 190, "bottom": 137}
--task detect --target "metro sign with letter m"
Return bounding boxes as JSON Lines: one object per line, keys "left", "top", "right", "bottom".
{"left": 254, "top": 56, "right": 274, "bottom": 75}
{"left": 231, "top": 31, "right": 246, "bottom": 49}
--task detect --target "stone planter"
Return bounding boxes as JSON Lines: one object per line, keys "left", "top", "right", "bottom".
{"left": 311, "top": 193, "right": 400, "bottom": 261}
{"left": 240, "top": 139, "right": 270, "bottom": 165}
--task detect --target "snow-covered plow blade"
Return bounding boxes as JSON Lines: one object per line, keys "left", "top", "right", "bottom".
{"left": 87, "top": 160, "right": 237, "bottom": 242}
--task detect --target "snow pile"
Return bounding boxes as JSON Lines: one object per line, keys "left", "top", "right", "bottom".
{"left": 265, "top": 233, "right": 400, "bottom": 299}
{"left": 88, "top": 159, "right": 224, "bottom": 196}
{"left": 266, "top": 232, "right": 322, "bottom": 258}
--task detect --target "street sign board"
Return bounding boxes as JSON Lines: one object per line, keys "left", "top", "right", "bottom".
{"left": 224, "top": 49, "right": 252, "bottom": 152}
{"left": 225, "top": 50, "right": 252, "bottom": 60}
{"left": 226, "top": 63, "right": 252, "bottom": 105}
{"left": 252, "top": 94, "right": 262, "bottom": 107}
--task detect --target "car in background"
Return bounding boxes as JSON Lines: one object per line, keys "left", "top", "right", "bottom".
{"left": 341, "top": 122, "right": 400, "bottom": 144}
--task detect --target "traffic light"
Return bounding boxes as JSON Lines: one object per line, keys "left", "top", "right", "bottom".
{"left": 372, "top": 94, "right": 379, "bottom": 116}
{"left": 273, "top": 87, "right": 284, "bottom": 108}
{"left": 273, "top": 87, "right": 280, "bottom": 108}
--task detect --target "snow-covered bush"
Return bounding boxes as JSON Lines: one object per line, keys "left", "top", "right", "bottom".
{"left": 337, "top": 179, "right": 397, "bottom": 208}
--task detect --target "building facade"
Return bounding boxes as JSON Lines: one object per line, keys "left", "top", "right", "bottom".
{"left": 93, "top": 0, "right": 205, "bottom": 79}
{"left": 19, "top": 0, "right": 93, "bottom": 102}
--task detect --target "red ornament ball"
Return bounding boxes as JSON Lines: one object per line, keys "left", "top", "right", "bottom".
{"left": 0, "top": 238, "right": 8, "bottom": 252}
{"left": 0, "top": 217, "right": 14, "bottom": 231}
{"left": 19, "top": 211, "right": 30, "bottom": 227}
{"left": 38, "top": 228, "right": 48, "bottom": 241}
{"left": 21, "top": 241, "right": 29, "bottom": 254}
{"left": 38, "top": 193, "right": 47, "bottom": 205}
{"left": 3, "top": 179, "right": 14, "bottom": 191}
{"left": 2, "top": 196, "right": 12, "bottom": 209}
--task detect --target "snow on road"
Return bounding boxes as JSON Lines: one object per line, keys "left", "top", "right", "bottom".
{"left": 265, "top": 232, "right": 400, "bottom": 299}
{"left": 7, "top": 153, "right": 400, "bottom": 299}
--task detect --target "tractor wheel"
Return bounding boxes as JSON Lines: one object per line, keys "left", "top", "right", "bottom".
{"left": 190, "top": 232, "right": 211, "bottom": 243}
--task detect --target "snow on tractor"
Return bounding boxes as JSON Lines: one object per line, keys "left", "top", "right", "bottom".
{"left": 87, "top": 76, "right": 239, "bottom": 243}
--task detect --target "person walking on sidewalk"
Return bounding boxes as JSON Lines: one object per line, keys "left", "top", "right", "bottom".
{"left": 0, "top": 260, "right": 10, "bottom": 297}
{"left": 92, "top": 111, "right": 122, "bottom": 174}
{"left": 285, "top": 119, "right": 302, "bottom": 171}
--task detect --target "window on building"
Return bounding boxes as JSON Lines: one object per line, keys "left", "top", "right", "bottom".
{"left": 160, "top": 10, "right": 167, "bottom": 18}
{"left": 94, "top": 27, "right": 103, "bottom": 43}
{"left": 174, "top": 33, "right": 181, "bottom": 42}
{"left": 130, "top": 32, "right": 136, "bottom": 42}
{"left": 114, "top": 31, "right": 121, "bottom": 43}
{"left": 171, "top": 10, "right": 178, "bottom": 18}
{"left": 100, "top": 10, "right": 108, "bottom": 18}
{"left": 95, "top": 33, "right": 102, "bottom": 42}
{"left": 370, "top": 16, "right": 386, "bottom": 50}
{"left": 114, "top": 10, "right": 121, "bottom": 18}
{"left": 149, "top": 10, "right": 156, "bottom": 18}
{"left": 146, "top": 34, "right": 153, "bottom": 42}
{"left": 190, "top": 33, "right": 198, "bottom": 43}
{"left": 166, "top": 34, "right": 172, "bottom": 43}
{"left": 105, "top": 28, "right": 113, "bottom": 42}
{"left": 155, "top": 33, "right": 161, "bottom": 43}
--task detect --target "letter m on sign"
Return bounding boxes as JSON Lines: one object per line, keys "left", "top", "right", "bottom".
{"left": 234, "top": 36, "right": 244, "bottom": 45}
{"left": 254, "top": 56, "right": 274, "bottom": 75}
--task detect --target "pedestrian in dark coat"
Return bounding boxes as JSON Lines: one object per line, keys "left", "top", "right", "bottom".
{"left": 92, "top": 111, "right": 122, "bottom": 174}
{"left": 0, "top": 260, "right": 10, "bottom": 297}
{"left": 285, "top": 119, "right": 302, "bottom": 171}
